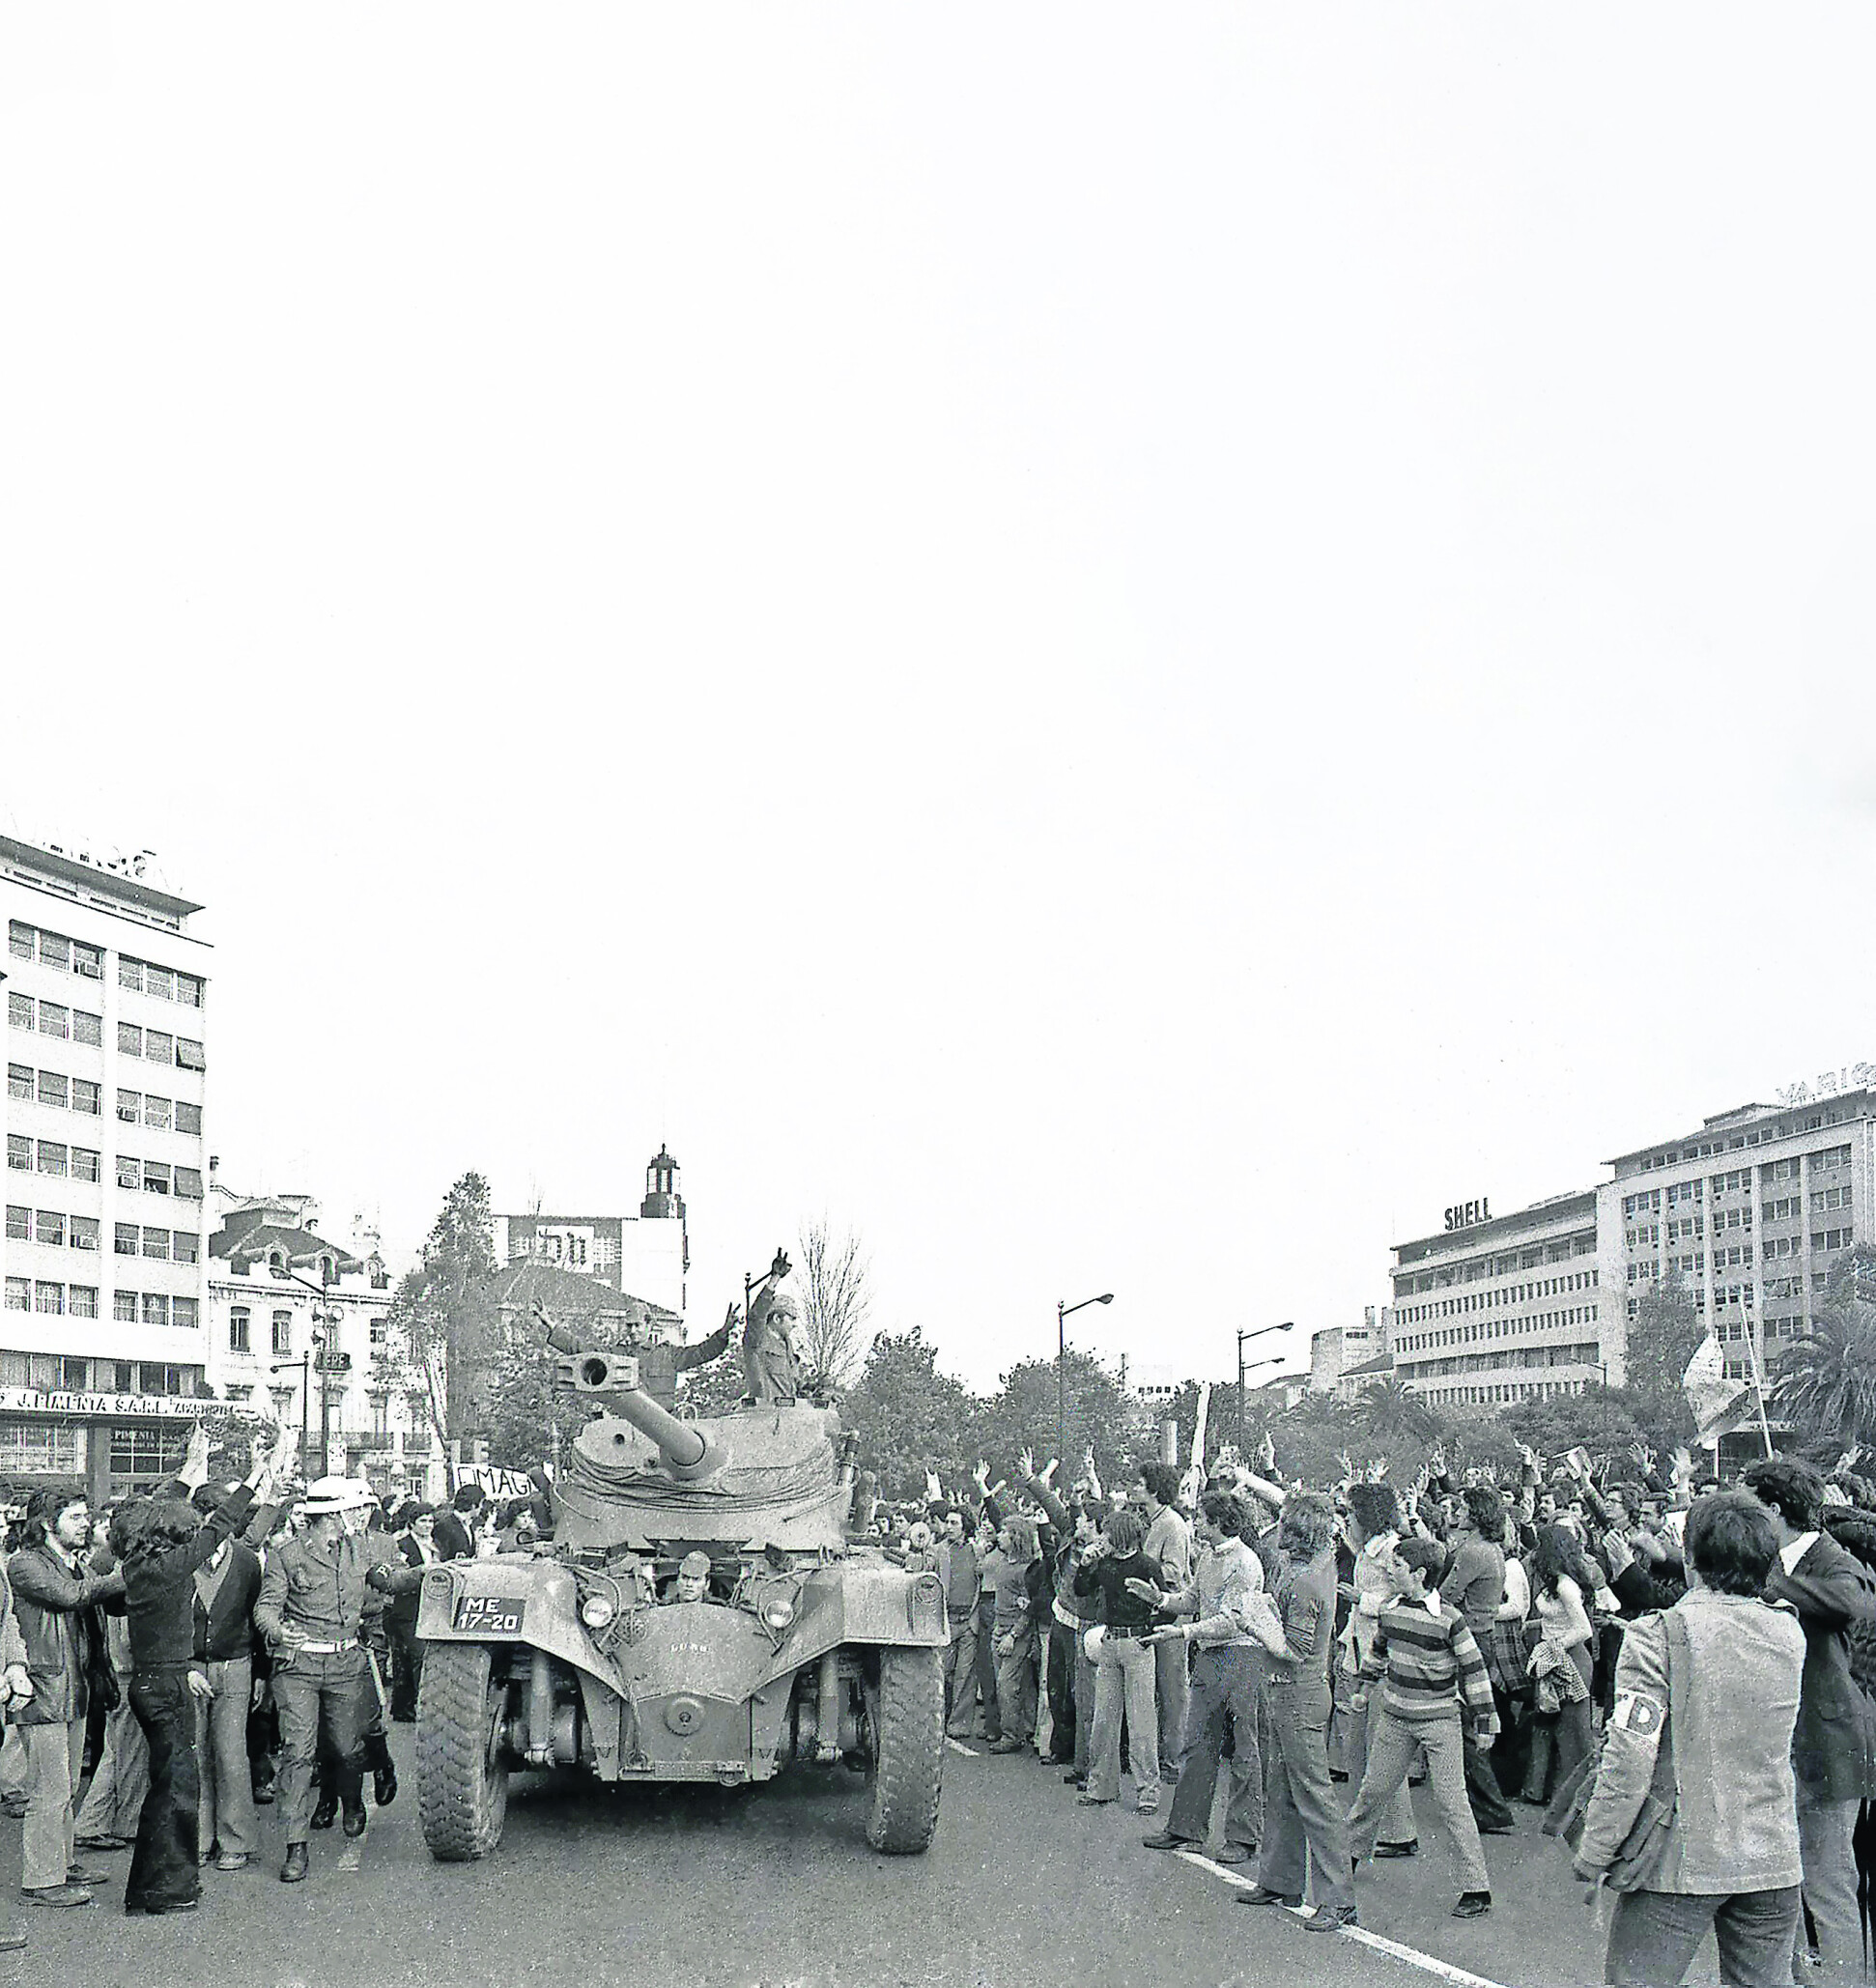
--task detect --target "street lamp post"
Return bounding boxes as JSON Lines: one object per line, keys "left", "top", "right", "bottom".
{"left": 1236, "top": 1322, "right": 1293, "bottom": 1455}
{"left": 267, "top": 1264, "right": 345, "bottom": 1476}
{"left": 1057, "top": 1292, "right": 1114, "bottom": 1467}
{"left": 269, "top": 1349, "right": 312, "bottom": 1475}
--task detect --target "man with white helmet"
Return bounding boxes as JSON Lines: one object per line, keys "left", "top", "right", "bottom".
{"left": 252, "top": 1476, "right": 422, "bottom": 1884}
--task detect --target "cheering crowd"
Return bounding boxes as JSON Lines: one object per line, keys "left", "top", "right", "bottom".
{"left": 872, "top": 1433, "right": 1876, "bottom": 1987}
{"left": 0, "top": 1433, "right": 547, "bottom": 1953}
{"left": 3, "top": 1407, "right": 1874, "bottom": 1988}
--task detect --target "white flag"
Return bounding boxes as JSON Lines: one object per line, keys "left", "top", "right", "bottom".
{"left": 1682, "top": 1330, "right": 1754, "bottom": 1445}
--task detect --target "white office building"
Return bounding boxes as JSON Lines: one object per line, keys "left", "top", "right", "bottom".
{"left": 2, "top": 834, "right": 214, "bottom": 1500}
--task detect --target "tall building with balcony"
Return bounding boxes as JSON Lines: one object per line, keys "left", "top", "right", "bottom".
{"left": 2, "top": 834, "right": 213, "bottom": 1501}
{"left": 1389, "top": 1190, "right": 1606, "bottom": 1408}
{"left": 1602, "top": 1091, "right": 1875, "bottom": 1384}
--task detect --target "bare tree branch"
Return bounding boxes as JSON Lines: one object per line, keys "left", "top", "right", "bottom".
{"left": 797, "top": 1219, "right": 872, "bottom": 1388}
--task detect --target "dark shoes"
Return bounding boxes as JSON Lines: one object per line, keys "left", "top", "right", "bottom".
{"left": 1238, "top": 1887, "right": 1302, "bottom": 1909}
{"left": 1373, "top": 1839, "right": 1420, "bottom": 1859}
{"left": 1141, "top": 1831, "right": 1194, "bottom": 1851}
{"left": 1453, "top": 1890, "right": 1492, "bottom": 1919}
{"left": 985, "top": 1738, "right": 1025, "bottom": 1754}
{"left": 1214, "top": 1842, "right": 1254, "bottom": 1865}
{"left": 1478, "top": 1820, "right": 1517, "bottom": 1835}
{"left": 21, "top": 1886, "right": 93, "bottom": 1908}
{"left": 310, "top": 1792, "right": 338, "bottom": 1831}
{"left": 279, "top": 1844, "right": 309, "bottom": 1885}
{"left": 1305, "top": 1905, "right": 1358, "bottom": 1933}
{"left": 74, "top": 1835, "right": 129, "bottom": 1853}
{"left": 341, "top": 1802, "right": 367, "bottom": 1839}
{"left": 374, "top": 1761, "right": 397, "bottom": 1807}
{"left": 64, "top": 1865, "right": 107, "bottom": 1888}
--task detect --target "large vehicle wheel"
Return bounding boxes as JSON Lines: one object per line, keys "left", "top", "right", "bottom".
{"left": 416, "top": 1644, "right": 511, "bottom": 1861}
{"left": 865, "top": 1646, "right": 944, "bottom": 1854}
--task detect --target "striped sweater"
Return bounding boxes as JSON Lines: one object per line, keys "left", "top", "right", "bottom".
{"left": 1358, "top": 1593, "right": 1498, "bottom": 1737}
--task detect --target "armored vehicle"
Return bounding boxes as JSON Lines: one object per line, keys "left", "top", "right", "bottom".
{"left": 412, "top": 1349, "right": 947, "bottom": 1860}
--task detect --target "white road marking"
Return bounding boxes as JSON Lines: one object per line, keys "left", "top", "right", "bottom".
{"left": 1339, "top": 1925, "right": 1514, "bottom": 1988}
{"left": 945, "top": 1739, "right": 980, "bottom": 1757}
{"left": 335, "top": 1836, "right": 365, "bottom": 1873}
{"left": 1174, "top": 1850, "right": 1514, "bottom": 1988}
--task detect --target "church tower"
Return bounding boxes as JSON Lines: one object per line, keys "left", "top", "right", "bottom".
{"left": 640, "top": 1147, "right": 690, "bottom": 1277}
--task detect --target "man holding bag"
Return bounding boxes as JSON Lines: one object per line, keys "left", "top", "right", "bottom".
{"left": 1573, "top": 1491, "right": 1805, "bottom": 1988}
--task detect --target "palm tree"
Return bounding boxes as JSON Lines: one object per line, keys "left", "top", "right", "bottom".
{"left": 1771, "top": 1307, "right": 1876, "bottom": 1447}
{"left": 1359, "top": 1377, "right": 1437, "bottom": 1444}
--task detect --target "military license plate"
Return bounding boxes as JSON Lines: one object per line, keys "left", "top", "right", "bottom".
{"left": 454, "top": 1596, "right": 526, "bottom": 1633}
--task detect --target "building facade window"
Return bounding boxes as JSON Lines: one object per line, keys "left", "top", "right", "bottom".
{"left": 229, "top": 1309, "right": 250, "bottom": 1352}
{"left": 271, "top": 1312, "right": 293, "bottom": 1356}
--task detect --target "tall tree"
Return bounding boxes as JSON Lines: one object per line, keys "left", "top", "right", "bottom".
{"left": 977, "top": 1349, "right": 1135, "bottom": 1491}
{"left": 1773, "top": 1306, "right": 1876, "bottom": 1448}
{"left": 841, "top": 1325, "right": 979, "bottom": 1497}
{"left": 1623, "top": 1274, "right": 1704, "bottom": 1406}
{"left": 387, "top": 1171, "right": 498, "bottom": 1480}
{"left": 1358, "top": 1377, "right": 1439, "bottom": 1443}
{"left": 796, "top": 1220, "right": 871, "bottom": 1389}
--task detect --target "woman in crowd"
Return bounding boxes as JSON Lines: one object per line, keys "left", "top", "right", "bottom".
{"left": 1520, "top": 1522, "right": 1595, "bottom": 1807}
{"left": 119, "top": 1425, "right": 289, "bottom": 1917}
{"left": 985, "top": 1515, "right": 1044, "bottom": 1755}
{"left": 1072, "top": 1505, "right": 1165, "bottom": 1814}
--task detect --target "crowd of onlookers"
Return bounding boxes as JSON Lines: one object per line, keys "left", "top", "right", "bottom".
{"left": 8, "top": 1412, "right": 1876, "bottom": 1984}
{"left": 866, "top": 1433, "right": 1876, "bottom": 1985}
{"left": 0, "top": 1438, "right": 545, "bottom": 1951}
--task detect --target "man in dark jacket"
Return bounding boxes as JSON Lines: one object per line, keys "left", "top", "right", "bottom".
{"left": 431, "top": 1486, "right": 485, "bottom": 1563}
{"left": 1745, "top": 1457, "right": 1876, "bottom": 1983}
{"left": 9, "top": 1489, "right": 125, "bottom": 1906}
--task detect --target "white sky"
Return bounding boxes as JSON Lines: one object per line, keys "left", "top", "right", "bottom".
{"left": 4, "top": 9, "right": 1873, "bottom": 1397}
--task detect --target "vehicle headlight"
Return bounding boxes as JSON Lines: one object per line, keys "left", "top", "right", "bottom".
{"left": 580, "top": 1594, "right": 615, "bottom": 1630}
{"left": 759, "top": 1590, "right": 798, "bottom": 1632}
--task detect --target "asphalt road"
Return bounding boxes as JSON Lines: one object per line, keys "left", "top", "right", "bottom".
{"left": 0, "top": 1728, "right": 1703, "bottom": 1988}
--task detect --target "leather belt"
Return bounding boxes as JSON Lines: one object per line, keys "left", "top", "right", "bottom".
{"left": 290, "top": 1639, "right": 358, "bottom": 1656}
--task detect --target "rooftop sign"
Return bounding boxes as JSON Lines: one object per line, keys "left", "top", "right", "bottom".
{"left": 1443, "top": 1198, "right": 1492, "bottom": 1233}
{"left": 1776, "top": 1064, "right": 1875, "bottom": 1108}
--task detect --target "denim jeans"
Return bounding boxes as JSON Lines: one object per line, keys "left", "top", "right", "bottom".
{"left": 74, "top": 1690, "right": 150, "bottom": 1842}
{"left": 126, "top": 1668, "right": 202, "bottom": 1915}
{"left": 1153, "top": 1634, "right": 1190, "bottom": 1785}
{"left": 1796, "top": 1793, "right": 1861, "bottom": 1981}
{"left": 994, "top": 1630, "right": 1038, "bottom": 1747}
{"left": 195, "top": 1655, "right": 258, "bottom": 1859}
{"left": 1087, "top": 1633, "right": 1159, "bottom": 1803}
{"left": 1261, "top": 1676, "right": 1354, "bottom": 1911}
{"left": 942, "top": 1617, "right": 979, "bottom": 1735}
{"left": 1166, "top": 1646, "right": 1263, "bottom": 1850}
{"left": 1604, "top": 1885, "right": 1801, "bottom": 1988}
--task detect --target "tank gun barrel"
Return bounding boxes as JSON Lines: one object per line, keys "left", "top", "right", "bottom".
{"left": 560, "top": 1349, "right": 723, "bottom": 1479}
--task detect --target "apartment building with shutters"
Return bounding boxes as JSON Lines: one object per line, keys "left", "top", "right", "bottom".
{"left": 1, "top": 833, "right": 213, "bottom": 1502}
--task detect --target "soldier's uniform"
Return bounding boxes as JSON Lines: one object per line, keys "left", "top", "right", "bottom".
{"left": 253, "top": 1505, "right": 420, "bottom": 1849}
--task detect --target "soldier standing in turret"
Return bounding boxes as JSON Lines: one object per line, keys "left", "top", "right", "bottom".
{"left": 744, "top": 1251, "right": 800, "bottom": 1405}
